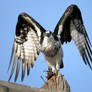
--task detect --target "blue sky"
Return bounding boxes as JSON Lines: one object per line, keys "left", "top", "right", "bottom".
{"left": 0, "top": 0, "right": 92, "bottom": 92}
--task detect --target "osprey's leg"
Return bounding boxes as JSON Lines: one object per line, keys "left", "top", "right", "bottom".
{"left": 56, "top": 62, "right": 60, "bottom": 72}
{"left": 51, "top": 65, "right": 57, "bottom": 74}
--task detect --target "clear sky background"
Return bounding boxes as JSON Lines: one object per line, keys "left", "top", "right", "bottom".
{"left": 0, "top": 0, "right": 92, "bottom": 92}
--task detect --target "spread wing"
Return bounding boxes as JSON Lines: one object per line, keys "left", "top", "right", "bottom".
{"left": 54, "top": 5, "right": 92, "bottom": 69}
{"left": 8, "top": 13, "right": 46, "bottom": 82}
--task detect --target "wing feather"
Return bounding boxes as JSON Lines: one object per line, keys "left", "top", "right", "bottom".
{"left": 27, "top": 63, "right": 31, "bottom": 76}
{"left": 85, "top": 44, "right": 92, "bottom": 63}
{"left": 8, "top": 54, "right": 17, "bottom": 81}
{"left": 8, "top": 13, "right": 46, "bottom": 81}
{"left": 14, "top": 58, "right": 20, "bottom": 82}
{"left": 21, "top": 62, "right": 26, "bottom": 81}
{"left": 54, "top": 5, "right": 92, "bottom": 69}
{"left": 8, "top": 44, "right": 15, "bottom": 71}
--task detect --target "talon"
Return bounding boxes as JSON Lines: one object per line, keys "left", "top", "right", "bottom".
{"left": 46, "top": 72, "right": 55, "bottom": 80}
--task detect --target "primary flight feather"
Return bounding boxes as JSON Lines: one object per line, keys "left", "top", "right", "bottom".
{"left": 8, "top": 5, "right": 92, "bottom": 82}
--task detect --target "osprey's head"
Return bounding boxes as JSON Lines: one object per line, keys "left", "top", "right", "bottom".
{"left": 44, "top": 30, "right": 59, "bottom": 41}
{"left": 40, "top": 30, "right": 59, "bottom": 45}
{"left": 43, "top": 30, "right": 54, "bottom": 42}
{"left": 44, "top": 30, "right": 52, "bottom": 37}
{"left": 40, "top": 30, "right": 54, "bottom": 47}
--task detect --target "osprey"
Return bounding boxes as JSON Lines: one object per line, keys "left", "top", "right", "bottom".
{"left": 8, "top": 5, "right": 92, "bottom": 82}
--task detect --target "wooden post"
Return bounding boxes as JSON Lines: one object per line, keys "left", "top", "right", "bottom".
{"left": 0, "top": 73, "right": 70, "bottom": 92}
